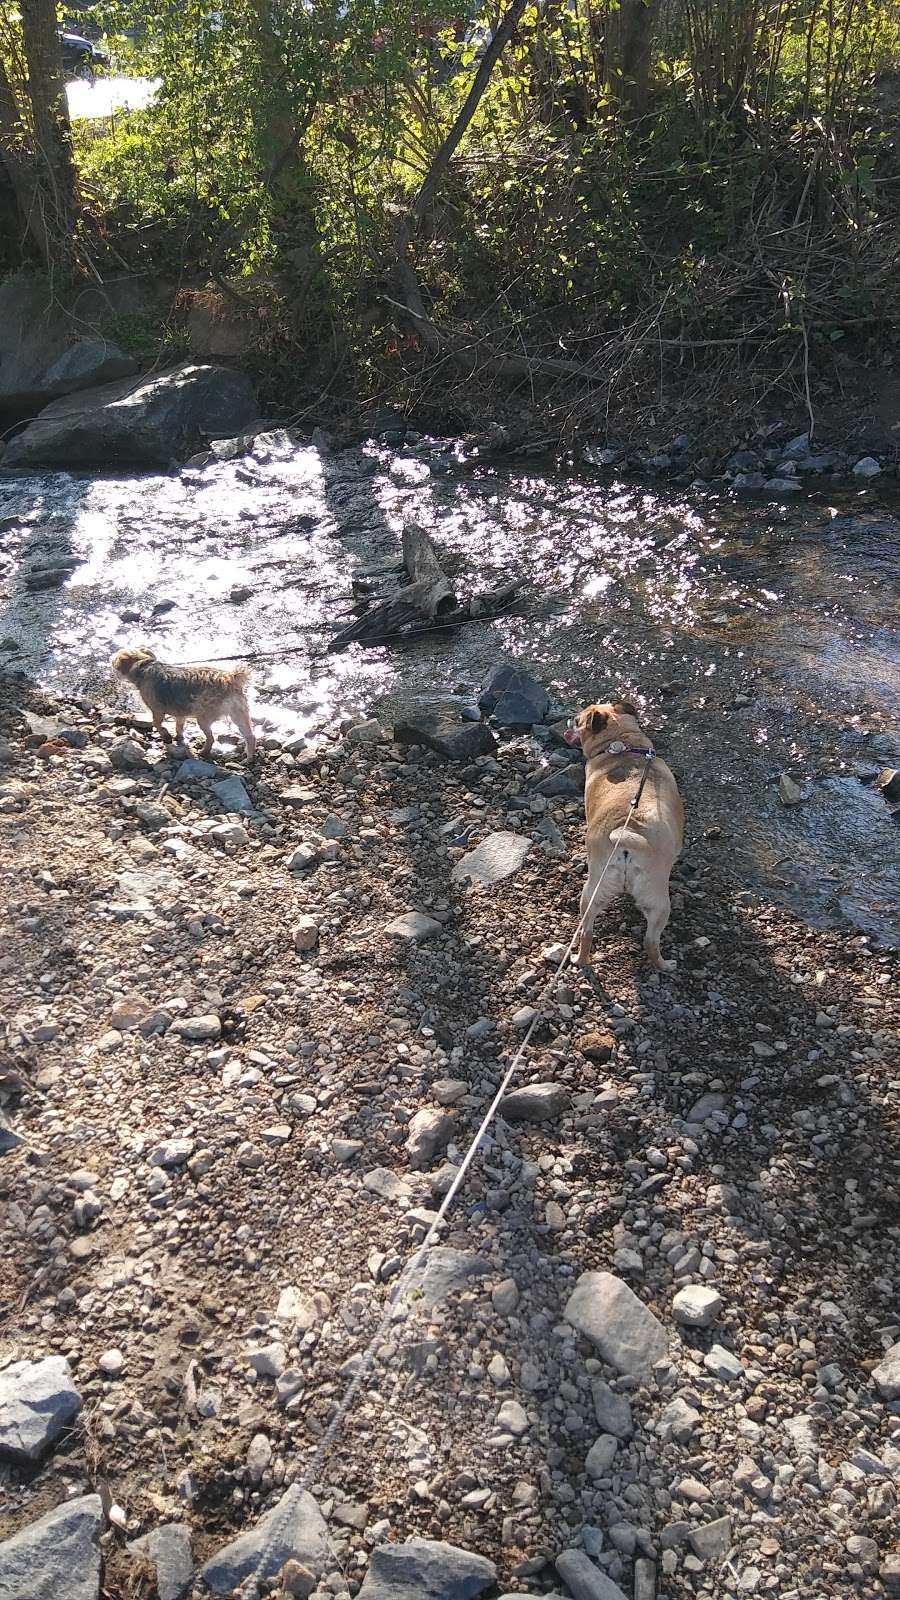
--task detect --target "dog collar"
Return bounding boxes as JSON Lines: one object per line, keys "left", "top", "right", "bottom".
{"left": 601, "top": 741, "right": 655, "bottom": 757}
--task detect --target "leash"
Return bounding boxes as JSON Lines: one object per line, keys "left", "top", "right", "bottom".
{"left": 247, "top": 750, "right": 656, "bottom": 1585}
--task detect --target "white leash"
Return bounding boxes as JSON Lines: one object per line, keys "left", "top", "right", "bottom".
{"left": 248, "top": 757, "right": 652, "bottom": 1583}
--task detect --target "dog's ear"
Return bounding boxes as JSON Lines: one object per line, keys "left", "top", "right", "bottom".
{"left": 614, "top": 700, "right": 637, "bottom": 718}
{"left": 587, "top": 708, "right": 608, "bottom": 732}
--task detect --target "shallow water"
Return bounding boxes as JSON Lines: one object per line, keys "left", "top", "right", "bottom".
{"left": 1, "top": 435, "right": 898, "bottom": 943}
{"left": 65, "top": 74, "right": 160, "bottom": 121}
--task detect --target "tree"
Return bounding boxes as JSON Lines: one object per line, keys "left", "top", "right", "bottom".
{"left": 0, "top": 0, "right": 76, "bottom": 270}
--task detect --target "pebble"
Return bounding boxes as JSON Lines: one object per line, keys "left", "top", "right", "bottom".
{"left": 585, "top": 1434, "right": 619, "bottom": 1478}
{"left": 293, "top": 915, "right": 320, "bottom": 952}
{"left": 98, "top": 1349, "right": 125, "bottom": 1379}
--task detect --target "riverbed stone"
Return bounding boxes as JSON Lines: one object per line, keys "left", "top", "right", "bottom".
{"left": 872, "top": 1340, "right": 900, "bottom": 1400}
{"left": 0, "top": 1493, "right": 103, "bottom": 1600}
{"left": 565, "top": 1271, "right": 668, "bottom": 1377}
{"left": 127, "top": 1523, "right": 193, "bottom": 1600}
{"left": 0, "top": 1354, "right": 82, "bottom": 1464}
{"left": 394, "top": 714, "right": 496, "bottom": 761}
{"left": 4, "top": 363, "right": 258, "bottom": 469}
{"left": 451, "top": 830, "right": 530, "bottom": 887}
{"left": 556, "top": 1548, "right": 629, "bottom": 1600}
{"left": 405, "top": 1246, "right": 491, "bottom": 1309}
{"left": 500, "top": 1082, "right": 569, "bottom": 1121}
{"left": 479, "top": 663, "right": 550, "bottom": 725}
{"left": 385, "top": 911, "right": 443, "bottom": 941}
{"left": 358, "top": 1537, "right": 496, "bottom": 1598}
{"left": 199, "top": 1487, "right": 328, "bottom": 1593}
{"left": 673, "top": 1285, "right": 723, "bottom": 1327}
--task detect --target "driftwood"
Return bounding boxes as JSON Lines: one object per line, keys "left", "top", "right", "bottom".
{"left": 328, "top": 527, "right": 518, "bottom": 652}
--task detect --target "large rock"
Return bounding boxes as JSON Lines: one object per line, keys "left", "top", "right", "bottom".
{"left": 564, "top": 1272, "right": 668, "bottom": 1378}
{"left": 199, "top": 1487, "right": 328, "bottom": 1593}
{"left": 0, "top": 1493, "right": 103, "bottom": 1600}
{"left": 127, "top": 1523, "right": 193, "bottom": 1600}
{"left": 451, "top": 831, "right": 530, "bottom": 887}
{"left": 0, "top": 1354, "right": 83, "bottom": 1464}
{"left": 394, "top": 714, "right": 496, "bottom": 761}
{"left": 0, "top": 273, "right": 136, "bottom": 411}
{"left": 358, "top": 1538, "right": 496, "bottom": 1599}
{"left": 556, "top": 1550, "right": 628, "bottom": 1600}
{"left": 500, "top": 1082, "right": 569, "bottom": 1122}
{"left": 479, "top": 663, "right": 550, "bottom": 726}
{"left": 4, "top": 364, "right": 257, "bottom": 469}
{"left": 405, "top": 1247, "right": 491, "bottom": 1309}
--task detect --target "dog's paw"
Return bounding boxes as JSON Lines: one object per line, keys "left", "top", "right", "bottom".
{"left": 656, "top": 956, "right": 677, "bottom": 974}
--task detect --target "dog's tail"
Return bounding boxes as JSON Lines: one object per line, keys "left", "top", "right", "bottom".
{"left": 608, "top": 825, "right": 648, "bottom": 851}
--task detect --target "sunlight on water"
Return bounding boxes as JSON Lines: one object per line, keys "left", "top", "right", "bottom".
{"left": 66, "top": 75, "right": 161, "bottom": 121}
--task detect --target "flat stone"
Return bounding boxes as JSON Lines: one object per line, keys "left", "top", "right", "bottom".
{"left": 686, "top": 1091, "right": 726, "bottom": 1123}
{"left": 362, "top": 1167, "right": 412, "bottom": 1202}
{"left": 0, "top": 1493, "right": 103, "bottom": 1600}
{"left": 689, "top": 1517, "right": 732, "bottom": 1562}
{"left": 0, "top": 1355, "right": 83, "bottom": 1465}
{"left": 127, "top": 1523, "right": 193, "bottom": 1600}
{"left": 211, "top": 775, "right": 253, "bottom": 813}
{"left": 173, "top": 758, "right": 222, "bottom": 782}
{"left": 479, "top": 663, "right": 550, "bottom": 726}
{"left": 564, "top": 1271, "right": 668, "bottom": 1378}
{"left": 704, "top": 1344, "right": 744, "bottom": 1382}
{"left": 385, "top": 912, "right": 443, "bottom": 942}
{"left": 345, "top": 719, "right": 383, "bottom": 745}
{"left": 556, "top": 1548, "right": 629, "bottom": 1600}
{"left": 394, "top": 714, "right": 497, "bottom": 762}
{"left": 276, "top": 1288, "right": 320, "bottom": 1330}
{"left": 591, "top": 1380, "right": 633, "bottom": 1438}
{"left": 199, "top": 1487, "right": 327, "bottom": 1594}
{"left": 169, "top": 1014, "right": 221, "bottom": 1041}
{"left": 673, "top": 1285, "right": 723, "bottom": 1327}
{"left": 535, "top": 766, "right": 584, "bottom": 798}
{"left": 248, "top": 1342, "right": 287, "bottom": 1378}
{"left": 500, "top": 1082, "right": 569, "bottom": 1122}
{"left": 405, "top": 1246, "right": 491, "bottom": 1309}
{"left": 873, "top": 1340, "right": 900, "bottom": 1400}
{"left": 357, "top": 1537, "right": 496, "bottom": 1599}
{"left": 450, "top": 830, "right": 530, "bottom": 887}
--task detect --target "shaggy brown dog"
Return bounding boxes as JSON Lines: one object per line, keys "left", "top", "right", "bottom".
{"left": 565, "top": 700, "right": 684, "bottom": 971}
{"left": 111, "top": 648, "right": 256, "bottom": 758}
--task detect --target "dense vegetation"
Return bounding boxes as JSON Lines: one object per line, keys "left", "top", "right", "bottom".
{"left": 3, "top": 0, "right": 900, "bottom": 425}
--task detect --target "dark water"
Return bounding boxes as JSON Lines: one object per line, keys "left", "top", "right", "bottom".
{"left": 1, "top": 434, "right": 898, "bottom": 943}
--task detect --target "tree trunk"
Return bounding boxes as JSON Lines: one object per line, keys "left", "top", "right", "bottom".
{"left": 0, "top": 58, "right": 53, "bottom": 265}
{"left": 19, "top": 0, "right": 76, "bottom": 264}
{"left": 604, "top": 0, "right": 661, "bottom": 116}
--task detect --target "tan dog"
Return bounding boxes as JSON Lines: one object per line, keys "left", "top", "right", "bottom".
{"left": 111, "top": 648, "right": 256, "bottom": 758}
{"left": 565, "top": 700, "right": 683, "bottom": 971}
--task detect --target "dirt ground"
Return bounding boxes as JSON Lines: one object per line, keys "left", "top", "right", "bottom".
{"left": 1, "top": 672, "right": 899, "bottom": 1600}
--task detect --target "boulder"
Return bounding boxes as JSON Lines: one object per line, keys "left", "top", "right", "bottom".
{"left": 479, "top": 663, "right": 550, "bottom": 725}
{"left": 0, "top": 273, "right": 136, "bottom": 412}
{"left": 564, "top": 1271, "right": 668, "bottom": 1378}
{"left": 199, "top": 1487, "right": 328, "bottom": 1594}
{"left": 0, "top": 1354, "right": 82, "bottom": 1465}
{"left": 0, "top": 1493, "right": 103, "bottom": 1600}
{"left": 394, "top": 714, "right": 496, "bottom": 761}
{"left": 4, "top": 364, "right": 257, "bottom": 469}
{"left": 358, "top": 1538, "right": 496, "bottom": 1599}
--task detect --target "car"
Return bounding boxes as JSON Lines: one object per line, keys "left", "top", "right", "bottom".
{"left": 57, "top": 28, "right": 108, "bottom": 82}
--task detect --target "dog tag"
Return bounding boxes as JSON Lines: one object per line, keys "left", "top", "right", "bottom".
{"left": 607, "top": 740, "right": 626, "bottom": 754}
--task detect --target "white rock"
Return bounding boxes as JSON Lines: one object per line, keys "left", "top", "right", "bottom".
{"left": 565, "top": 1272, "right": 668, "bottom": 1378}
{"left": 98, "top": 1349, "right": 125, "bottom": 1379}
{"left": 405, "top": 1107, "right": 454, "bottom": 1168}
{"left": 170, "top": 1014, "right": 221, "bottom": 1040}
{"left": 246, "top": 1432, "right": 272, "bottom": 1484}
{"left": 705, "top": 1344, "right": 744, "bottom": 1382}
{"left": 0, "top": 1356, "right": 82, "bottom": 1464}
{"left": 873, "top": 1340, "right": 900, "bottom": 1400}
{"left": 385, "top": 912, "right": 443, "bottom": 941}
{"left": 451, "top": 830, "right": 531, "bottom": 887}
{"left": 248, "top": 1343, "right": 287, "bottom": 1379}
{"left": 673, "top": 1285, "right": 723, "bottom": 1328}
{"left": 292, "top": 916, "right": 319, "bottom": 952}
{"left": 495, "top": 1399, "right": 529, "bottom": 1437}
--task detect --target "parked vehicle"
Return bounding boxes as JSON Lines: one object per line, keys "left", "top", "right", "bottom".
{"left": 57, "top": 28, "right": 108, "bottom": 82}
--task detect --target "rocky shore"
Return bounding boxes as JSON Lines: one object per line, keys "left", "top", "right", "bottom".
{"left": 1, "top": 669, "right": 898, "bottom": 1600}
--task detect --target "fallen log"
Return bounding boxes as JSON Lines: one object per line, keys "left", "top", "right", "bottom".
{"left": 327, "top": 528, "right": 519, "bottom": 652}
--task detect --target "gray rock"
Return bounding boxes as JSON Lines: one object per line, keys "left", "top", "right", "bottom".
{"left": 658, "top": 1395, "right": 700, "bottom": 1444}
{"left": 783, "top": 1414, "right": 818, "bottom": 1455}
{"left": 591, "top": 1380, "right": 633, "bottom": 1438}
{"left": 0, "top": 274, "right": 136, "bottom": 411}
{"left": 500, "top": 1082, "right": 569, "bottom": 1121}
{"left": 672, "top": 1285, "right": 723, "bottom": 1327}
{"left": 393, "top": 714, "right": 497, "bottom": 761}
{"left": 873, "top": 1340, "right": 900, "bottom": 1400}
{"left": 0, "top": 1493, "right": 102, "bottom": 1600}
{"left": 781, "top": 431, "right": 810, "bottom": 459}
{"left": 406, "top": 1247, "right": 491, "bottom": 1309}
{"left": 686, "top": 1091, "right": 727, "bottom": 1123}
{"left": 110, "top": 736, "right": 149, "bottom": 771}
{"left": 357, "top": 1537, "right": 495, "bottom": 1599}
{"left": 765, "top": 476, "right": 802, "bottom": 493}
{"left": 451, "top": 831, "right": 530, "bottom": 887}
{"left": 0, "top": 1355, "right": 82, "bottom": 1464}
{"left": 4, "top": 364, "right": 258, "bottom": 469}
{"left": 585, "top": 1434, "right": 619, "bottom": 1477}
{"left": 731, "top": 471, "right": 767, "bottom": 491}
{"left": 688, "top": 1516, "right": 732, "bottom": 1562}
{"left": 704, "top": 1344, "right": 744, "bottom": 1382}
{"left": 199, "top": 1487, "right": 328, "bottom": 1593}
{"left": 634, "top": 1558, "right": 656, "bottom": 1600}
{"left": 211, "top": 775, "right": 253, "bottom": 813}
{"left": 346, "top": 719, "right": 383, "bottom": 745}
{"left": 170, "top": 1014, "right": 221, "bottom": 1041}
{"left": 127, "top": 1523, "right": 193, "bottom": 1600}
{"left": 43, "top": 338, "right": 137, "bottom": 397}
{"left": 491, "top": 1278, "right": 520, "bottom": 1315}
{"left": 564, "top": 1272, "right": 668, "bottom": 1378}
{"left": 405, "top": 1107, "right": 455, "bottom": 1168}
{"left": 385, "top": 912, "right": 443, "bottom": 942}
{"left": 148, "top": 1138, "right": 194, "bottom": 1168}
{"left": 853, "top": 455, "right": 882, "bottom": 478}
{"left": 534, "top": 766, "right": 584, "bottom": 798}
{"left": 173, "top": 758, "right": 222, "bottom": 782}
{"left": 479, "top": 663, "right": 550, "bottom": 726}
{"left": 556, "top": 1549, "right": 628, "bottom": 1600}
{"left": 292, "top": 915, "right": 320, "bottom": 952}
{"left": 495, "top": 1399, "right": 529, "bottom": 1437}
